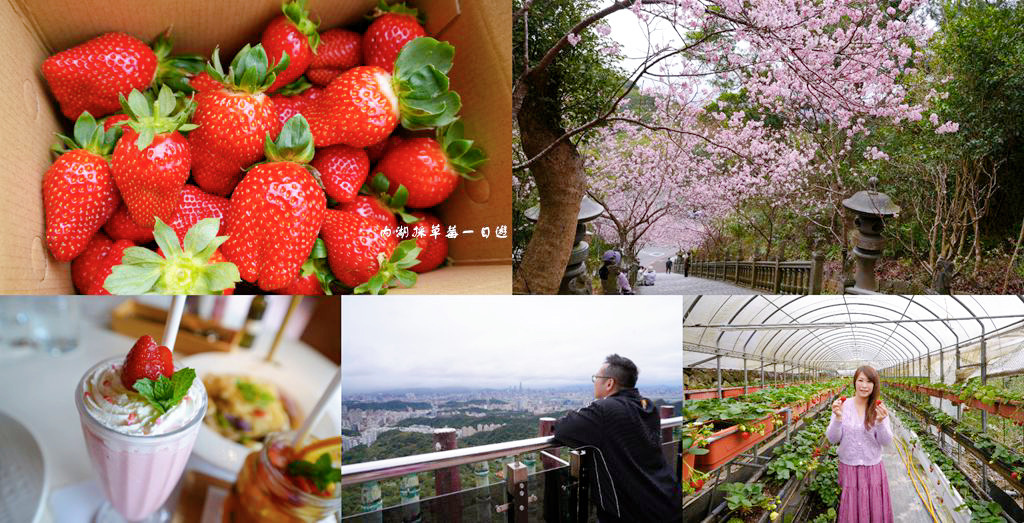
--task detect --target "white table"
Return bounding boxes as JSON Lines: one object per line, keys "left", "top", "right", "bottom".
{"left": 0, "top": 316, "right": 339, "bottom": 523}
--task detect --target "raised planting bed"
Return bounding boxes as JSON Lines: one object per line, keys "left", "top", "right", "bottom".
{"left": 885, "top": 381, "right": 1024, "bottom": 424}
{"left": 696, "top": 416, "right": 775, "bottom": 472}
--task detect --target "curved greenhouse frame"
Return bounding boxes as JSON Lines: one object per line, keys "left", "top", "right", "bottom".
{"left": 682, "top": 295, "right": 1024, "bottom": 523}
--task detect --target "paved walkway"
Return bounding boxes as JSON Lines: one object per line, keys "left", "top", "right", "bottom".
{"left": 634, "top": 273, "right": 762, "bottom": 295}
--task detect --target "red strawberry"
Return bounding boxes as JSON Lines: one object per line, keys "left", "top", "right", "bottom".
{"left": 41, "top": 32, "right": 198, "bottom": 121}
{"left": 395, "top": 211, "right": 448, "bottom": 273}
{"left": 43, "top": 112, "right": 122, "bottom": 261}
{"left": 104, "top": 204, "right": 154, "bottom": 244}
{"left": 112, "top": 87, "right": 196, "bottom": 227}
{"left": 221, "top": 115, "right": 325, "bottom": 291}
{"left": 320, "top": 209, "right": 421, "bottom": 293}
{"left": 189, "top": 45, "right": 289, "bottom": 196}
{"left": 311, "top": 145, "right": 369, "bottom": 203}
{"left": 71, "top": 233, "right": 132, "bottom": 294}
{"left": 273, "top": 239, "right": 334, "bottom": 295}
{"left": 366, "top": 134, "right": 403, "bottom": 163}
{"left": 876, "top": 400, "right": 882, "bottom": 406}
{"left": 309, "top": 38, "right": 459, "bottom": 148}
{"left": 103, "top": 114, "right": 132, "bottom": 131}
{"left": 307, "top": 29, "right": 361, "bottom": 86}
{"left": 339, "top": 195, "right": 398, "bottom": 231}
{"left": 121, "top": 335, "right": 174, "bottom": 391}
{"left": 188, "top": 71, "right": 223, "bottom": 92}
{"left": 740, "top": 431, "right": 750, "bottom": 439}
{"left": 377, "top": 122, "right": 486, "bottom": 208}
{"left": 363, "top": 1, "right": 426, "bottom": 73}
{"left": 839, "top": 396, "right": 846, "bottom": 402}
{"left": 168, "top": 186, "right": 230, "bottom": 244}
{"left": 271, "top": 86, "right": 322, "bottom": 128}
{"left": 104, "top": 217, "right": 239, "bottom": 295}
{"left": 262, "top": 0, "right": 320, "bottom": 93}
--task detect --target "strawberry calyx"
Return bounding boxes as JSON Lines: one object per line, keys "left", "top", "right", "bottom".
{"left": 437, "top": 120, "right": 487, "bottom": 179}
{"left": 298, "top": 238, "right": 336, "bottom": 294}
{"left": 264, "top": 114, "right": 315, "bottom": 165}
{"left": 282, "top": 0, "right": 321, "bottom": 52}
{"left": 52, "top": 112, "right": 121, "bottom": 159}
{"left": 391, "top": 37, "right": 461, "bottom": 131}
{"left": 103, "top": 217, "right": 240, "bottom": 294}
{"left": 118, "top": 85, "right": 199, "bottom": 150}
{"left": 361, "top": 173, "right": 420, "bottom": 224}
{"left": 275, "top": 76, "right": 313, "bottom": 96}
{"left": 366, "top": 0, "right": 423, "bottom": 23}
{"left": 205, "top": 44, "right": 290, "bottom": 95}
{"left": 151, "top": 30, "right": 206, "bottom": 94}
{"left": 354, "top": 239, "right": 421, "bottom": 294}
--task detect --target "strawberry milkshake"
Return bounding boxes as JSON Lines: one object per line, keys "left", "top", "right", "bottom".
{"left": 74, "top": 335, "right": 206, "bottom": 522}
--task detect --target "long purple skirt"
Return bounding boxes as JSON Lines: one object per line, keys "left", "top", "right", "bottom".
{"left": 837, "top": 462, "right": 894, "bottom": 523}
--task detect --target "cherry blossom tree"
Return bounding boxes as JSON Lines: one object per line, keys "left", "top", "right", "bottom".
{"left": 514, "top": 0, "right": 944, "bottom": 294}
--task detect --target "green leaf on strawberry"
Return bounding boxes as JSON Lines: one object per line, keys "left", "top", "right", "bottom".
{"left": 360, "top": 173, "right": 421, "bottom": 224}
{"left": 118, "top": 85, "right": 198, "bottom": 150}
{"left": 300, "top": 238, "right": 337, "bottom": 294}
{"left": 52, "top": 111, "right": 121, "bottom": 158}
{"left": 151, "top": 30, "right": 206, "bottom": 94}
{"left": 437, "top": 120, "right": 487, "bottom": 178}
{"left": 133, "top": 368, "right": 196, "bottom": 415}
{"left": 366, "top": 0, "right": 422, "bottom": 22}
{"left": 392, "top": 37, "right": 461, "bottom": 131}
{"left": 282, "top": 0, "right": 321, "bottom": 52}
{"left": 286, "top": 453, "right": 341, "bottom": 492}
{"left": 354, "top": 239, "right": 422, "bottom": 294}
{"left": 206, "top": 44, "right": 290, "bottom": 95}
{"left": 265, "top": 114, "right": 316, "bottom": 164}
{"left": 103, "top": 217, "right": 240, "bottom": 294}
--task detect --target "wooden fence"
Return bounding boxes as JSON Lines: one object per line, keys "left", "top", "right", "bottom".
{"left": 688, "top": 254, "right": 824, "bottom": 294}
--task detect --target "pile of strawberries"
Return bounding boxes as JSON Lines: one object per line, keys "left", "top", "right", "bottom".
{"left": 41, "top": 0, "right": 485, "bottom": 295}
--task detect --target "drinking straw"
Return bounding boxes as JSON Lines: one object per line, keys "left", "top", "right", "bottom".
{"left": 163, "top": 295, "right": 187, "bottom": 352}
{"left": 292, "top": 367, "right": 341, "bottom": 447}
{"left": 265, "top": 296, "right": 302, "bottom": 363}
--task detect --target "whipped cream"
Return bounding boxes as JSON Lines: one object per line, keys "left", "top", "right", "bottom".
{"left": 82, "top": 362, "right": 205, "bottom": 436}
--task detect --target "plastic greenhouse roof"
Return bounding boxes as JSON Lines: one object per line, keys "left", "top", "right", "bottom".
{"left": 683, "top": 295, "right": 1024, "bottom": 371}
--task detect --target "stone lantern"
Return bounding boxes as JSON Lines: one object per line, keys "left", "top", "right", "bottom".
{"left": 525, "top": 195, "right": 603, "bottom": 294}
{"left": 842, "top": 177, "right": 900, "bottom": 292}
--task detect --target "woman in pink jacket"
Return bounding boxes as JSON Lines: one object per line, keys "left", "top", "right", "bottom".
{"left": 825, "top": 365, "right": 893, "bottom": 523}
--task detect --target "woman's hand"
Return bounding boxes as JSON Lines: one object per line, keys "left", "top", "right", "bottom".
{"left": 875, "top": 402, "right": 888, "bottom": 422}
{"left": 832, "top": 399, "right": 843, "bottom": 419}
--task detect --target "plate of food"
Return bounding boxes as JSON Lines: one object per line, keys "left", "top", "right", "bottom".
{"left": 181, "top": 351, "right": 340, "bottom": 475}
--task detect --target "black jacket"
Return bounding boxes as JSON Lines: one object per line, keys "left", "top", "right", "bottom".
{"left": 553, "top": 388, "right": 682, "bottom": 523}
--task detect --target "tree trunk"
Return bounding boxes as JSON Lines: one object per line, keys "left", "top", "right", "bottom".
{"left": 513, "top": 71, "right": 585, "bottom": 294}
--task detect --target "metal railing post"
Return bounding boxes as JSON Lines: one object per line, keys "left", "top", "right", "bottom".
{"left": 506, "top": 462, "right": 529, "bottom": 523}
{"left": 660, "top": 405, "right": 676, "bottom": 467}
{"left": 569, "top": 450, "right": 591, "bottom": 522}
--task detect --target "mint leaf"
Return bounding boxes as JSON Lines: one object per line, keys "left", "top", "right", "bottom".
{"left": 133, "top": 368, "right": 196, "bottom": 414}
{"left": 286, "top": 453, "right": 341, "bottom": 492}
{"left": 132, "top": 377, "right": 167, "bottom": 414}
{"left": 170, "top": 368, "right": 196, "bottom": 407}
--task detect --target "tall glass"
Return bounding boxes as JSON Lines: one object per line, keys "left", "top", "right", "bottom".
{"left": 75, "top": 357, "right": 207, "bottom": 522}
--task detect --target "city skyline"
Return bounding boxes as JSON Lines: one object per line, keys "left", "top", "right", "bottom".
{"left": 342, "top": 296, "right": 682, "bottom": 393}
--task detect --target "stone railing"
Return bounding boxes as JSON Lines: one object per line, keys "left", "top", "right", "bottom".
{"left": 689, "top": 254, "right": 824, "bottom": 294}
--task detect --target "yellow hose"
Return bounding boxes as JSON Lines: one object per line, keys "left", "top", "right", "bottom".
{"left": 894, "top": 434, "right": 940, "bottom": 523}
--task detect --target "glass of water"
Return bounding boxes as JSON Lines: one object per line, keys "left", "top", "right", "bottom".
{"left": 33, "top": 296, "right": 81, "bottom": 355}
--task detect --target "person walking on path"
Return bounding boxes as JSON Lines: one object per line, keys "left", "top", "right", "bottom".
{"left": 682, "top": 253, "right": 690, "bottom": 277}
{"left": 665, "top": 258, "right": 672, "bottom": 273}
{"left": 826, "top": 365, "right": 894, "bottom": 523}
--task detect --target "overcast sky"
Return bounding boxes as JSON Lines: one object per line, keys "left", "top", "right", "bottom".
{"left": 342, "top": 296, "right": 682, "bottom": 393}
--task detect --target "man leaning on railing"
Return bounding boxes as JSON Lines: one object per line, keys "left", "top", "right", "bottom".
{"left": 553, "top": 354, "right": 683, "bottom": 523}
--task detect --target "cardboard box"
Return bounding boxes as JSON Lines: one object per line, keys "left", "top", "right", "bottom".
{"left": 0, "top": 0, "right": 511, "bottom": 294}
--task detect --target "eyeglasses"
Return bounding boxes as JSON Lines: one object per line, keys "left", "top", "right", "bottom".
{"left": 592, "top": 375, "right": 614, "bottom": 383}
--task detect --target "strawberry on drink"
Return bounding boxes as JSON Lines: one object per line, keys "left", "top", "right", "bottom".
{"left": 43, "top": 112, "right": 122, "bottom": 261}
{"left": 121, "top": 335, "right": 173, "bottom": 392}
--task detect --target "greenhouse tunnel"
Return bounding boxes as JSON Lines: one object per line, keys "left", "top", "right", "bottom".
{"left": 682, "top": 295, "right": 1024, "bottom": 523}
